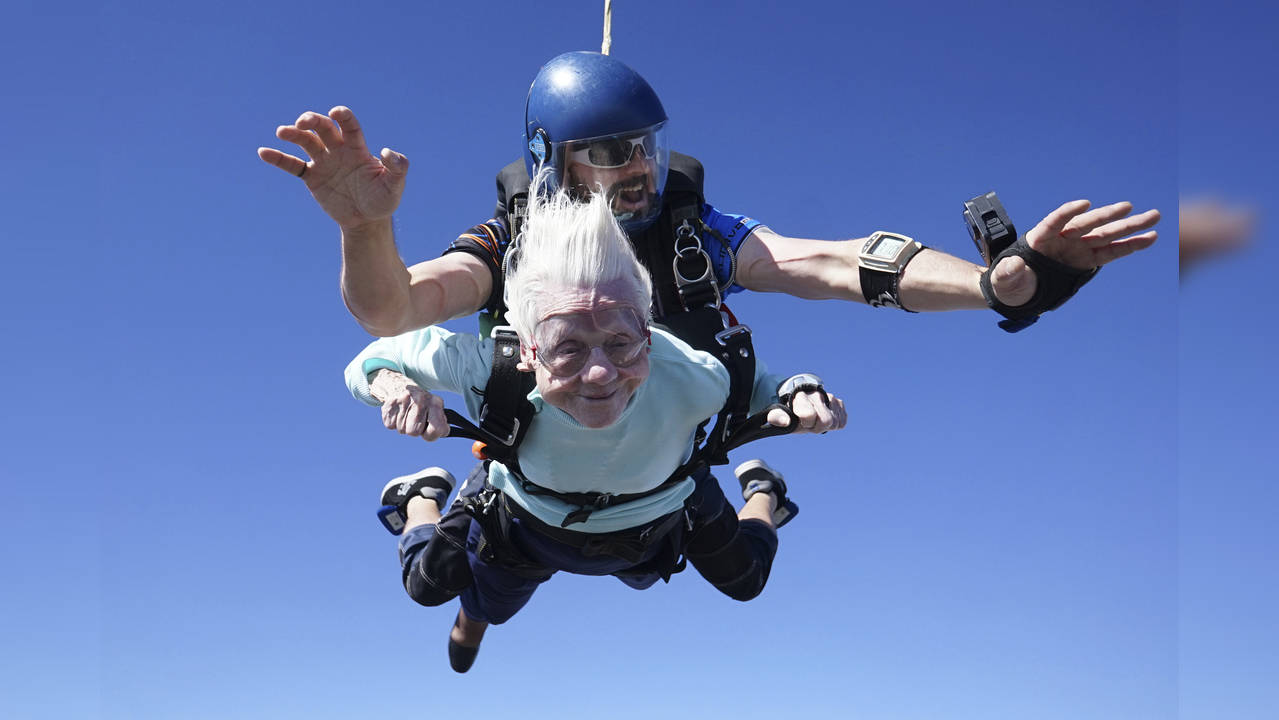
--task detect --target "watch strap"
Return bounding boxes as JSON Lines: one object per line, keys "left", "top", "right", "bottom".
{"left": 858, "top": 241, "right": 924, "bottom": 311}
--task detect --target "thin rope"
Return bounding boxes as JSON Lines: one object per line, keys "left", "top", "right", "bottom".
{"left": 602, "top": 0, "right": 613, "bottom": 55}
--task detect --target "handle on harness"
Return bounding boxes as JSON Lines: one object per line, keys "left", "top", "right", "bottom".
{"left": 708, "top": 403, "right": 800, "bottom": 462}
{"left": 443, "top": 408, "right": 512, "bottom": 462}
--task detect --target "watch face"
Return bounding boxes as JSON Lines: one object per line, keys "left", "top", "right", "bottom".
{"left": 870, "top": 236, "right": 906, "bottom": 259}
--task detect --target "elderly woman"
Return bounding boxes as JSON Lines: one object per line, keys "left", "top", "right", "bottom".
{"left": 345, "top": 184, "right": 846, "bottom": 672}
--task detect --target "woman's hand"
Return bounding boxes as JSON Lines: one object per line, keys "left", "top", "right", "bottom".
{"left": 767, "top": 390, "right": 847, "bottom": 434}
{"left": 369, "top": 369, "right": 450, "bottom": 441}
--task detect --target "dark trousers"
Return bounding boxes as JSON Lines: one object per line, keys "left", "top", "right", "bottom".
{"left": 398, "top": 464, "right": 779, "bottom": 624}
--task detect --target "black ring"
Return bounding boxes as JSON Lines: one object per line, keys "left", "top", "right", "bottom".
{"left": 296, "top": 164, "right": 308, "bottom": 179}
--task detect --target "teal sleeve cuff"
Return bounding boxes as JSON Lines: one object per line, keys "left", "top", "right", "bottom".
{"left": 361, "top": 357, "right": 401, "bottom": 379}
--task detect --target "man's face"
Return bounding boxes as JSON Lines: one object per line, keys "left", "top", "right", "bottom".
{"left": 563, "top": 140, "right": 659, "bottom": 223}
{"left": 518, "top": 281, "right": 650, "bottom": 429}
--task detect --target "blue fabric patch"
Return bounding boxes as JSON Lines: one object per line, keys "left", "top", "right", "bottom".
{"left": 699, "top": 203, "right": 762, "bottom": 296}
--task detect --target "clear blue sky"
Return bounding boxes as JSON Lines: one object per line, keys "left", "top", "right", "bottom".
{"left": 0, "top": 1, "right": 1268, "bottom": 718}
{"left": 1178, "top": 2, "right": 1279, "bottom": 719}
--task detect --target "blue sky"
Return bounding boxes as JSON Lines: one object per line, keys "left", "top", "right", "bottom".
{"left": 0, "top": 0, "right": 1269, "bottom": 718}
{"left": 1178, "top": 2, "right": 1278, "bottom": 719}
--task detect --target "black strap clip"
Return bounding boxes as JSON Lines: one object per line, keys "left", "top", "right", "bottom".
{"left": 561, "top": 493, "right": 616, "bottom": 528}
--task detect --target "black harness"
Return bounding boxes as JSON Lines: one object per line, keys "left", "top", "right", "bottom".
{"left": 438, "top": 154, "right": 794, "bottom": 571}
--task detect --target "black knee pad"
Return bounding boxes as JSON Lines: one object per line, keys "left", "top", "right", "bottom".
{"left": 685, "top": 501, "right": 737, "bottom": 558}
{"left": 402, "top": 502, "right": 475, "bottom": 606}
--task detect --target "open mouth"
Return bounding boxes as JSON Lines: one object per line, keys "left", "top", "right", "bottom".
{"left": 611, "top": 177, "right": 649, "bottom": 210}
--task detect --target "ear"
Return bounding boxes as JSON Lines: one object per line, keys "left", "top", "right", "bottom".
{"left": 516, "top": 342, "right": 536, "bottom": 373}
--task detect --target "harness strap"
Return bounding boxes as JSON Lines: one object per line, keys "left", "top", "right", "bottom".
{"left": 667, "top": 402, "right": 798, "bottom": 484}
{"left": 507, "top": 196, "right": 528, "bottom": 246}
{"left": 460, "top": 486, "right": 550, "bottom": 578}
{"left": 502, "top": 492, "right": 687, "bottom": 564}
{"left": 518, "top": 474, "right": 690, "bottom": 528}
{"left": 672, "top": 213, "right": 720, "bottom": 310}
{"left": 710, "top": 322, "right": 754, "bottom": 446}
{"left": 460, "top": 328, "right": 534, "bottom": 470}
{"left": 447, "top": 406, "right": 689, "bottom": 527}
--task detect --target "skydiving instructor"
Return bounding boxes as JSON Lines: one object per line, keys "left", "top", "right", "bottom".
{"left": 258, "top": 51, "right": 1161, "bottom": 343}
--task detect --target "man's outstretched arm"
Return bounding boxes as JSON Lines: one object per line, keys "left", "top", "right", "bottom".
{"left": 260, "top": 105, "right": 490, "bottom": 336}
{"left": 341, "top": 250, "right": 491, "bottom": 336}
{"left": 735, "top": 199, "right": 1160, "bottom": 313}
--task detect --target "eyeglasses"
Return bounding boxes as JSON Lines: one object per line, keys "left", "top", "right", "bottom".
{"left": 567, "top": 131, "right": 657, "bottom": 169}
{"left": 531, "top": 331, "right": 650, "bottom": 377}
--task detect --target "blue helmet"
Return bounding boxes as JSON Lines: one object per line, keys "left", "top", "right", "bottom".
{"left": 524, "top": 52, "right": 671, "bottom": 232}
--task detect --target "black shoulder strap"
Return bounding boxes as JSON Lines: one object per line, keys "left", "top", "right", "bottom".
{"left": 446, "top": 327, "right": 535, "bottom": 472}
{"left": 630, "top": 152, "right": 708, "bottom": 320}
{"left": 667, "top": 152, "right": 704, "bottom": 197}
{"left": 647, "top": 154, "right": 756, "bottom": 461}
{"left": 655, "top": 314, "right": 756, "bottom": 464}
{"left": 496, "top": 160, "right": 531, "bottom": 241}
{"left": 479, "top": 328, "right": 533, "bottom": 445}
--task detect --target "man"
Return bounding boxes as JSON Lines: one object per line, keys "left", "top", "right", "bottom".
{"left": 257, "top": 51, "right": 1160, "bottom": 340}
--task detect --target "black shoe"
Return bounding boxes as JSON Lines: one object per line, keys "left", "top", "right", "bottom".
{"left": 735, "top": 459, "right": 799, "bottom": 528}
{"left": 376, "top": 467, "right": 456, "bottom": 535}
{"left": 447, "top": 611, "right": 483, "bottom": 673}
{"left": 447, "top": 638, "right": 480, "bottom": 673}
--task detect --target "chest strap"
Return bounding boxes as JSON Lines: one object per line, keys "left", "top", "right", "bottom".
{"left": 519, "top": 473, "right": 690, "bottom": 528}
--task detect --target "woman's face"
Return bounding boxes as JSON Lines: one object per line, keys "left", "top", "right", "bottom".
{"left": 518, "top": 281, "right": 650, "bottom": 429}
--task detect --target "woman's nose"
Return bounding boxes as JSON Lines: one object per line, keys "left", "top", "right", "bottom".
{"left": 579, "top": 346, "right": 618, "bottom": 382}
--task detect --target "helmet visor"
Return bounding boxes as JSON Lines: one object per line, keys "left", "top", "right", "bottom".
{"left": 553, "top": 123, "right": 669, "bottom": 231}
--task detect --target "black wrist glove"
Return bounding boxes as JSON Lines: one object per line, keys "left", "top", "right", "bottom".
{"left": 980, "top": 235, "right": 1099, "bottom": 333}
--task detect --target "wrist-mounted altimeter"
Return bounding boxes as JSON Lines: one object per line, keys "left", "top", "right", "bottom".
{"left": 857, "top": 231, "right": 925, "bottom": 311}
{"left": 963, "top": 191, "right": 1017, "bottom": 267}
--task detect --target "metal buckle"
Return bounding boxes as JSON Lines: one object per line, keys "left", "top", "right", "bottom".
{"left": 672, "top": 219, "right": 721, "bottom": 308}
{"left": 490, "top": 324, "right": 519, "bottom": 341}
{"left": 715, "top": 323, "right": 752, "bottom": 346}
{"left": 477, "top": 406, "right": 521, "bottom": 446}
{"left": 672, "top": 251, "right": 715, "bottom": 286}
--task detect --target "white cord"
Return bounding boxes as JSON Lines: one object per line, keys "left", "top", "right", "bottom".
{"left": 602, "top": 0, "right": 613, "bottom": 55}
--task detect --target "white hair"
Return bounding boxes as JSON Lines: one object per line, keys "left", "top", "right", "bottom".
{"left": 503, "top": 170, "right": 653, "bottom": 340}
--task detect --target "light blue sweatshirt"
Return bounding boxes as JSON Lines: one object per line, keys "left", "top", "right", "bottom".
{"left": 346, "top": 327, "right": 782, "bottom": 533}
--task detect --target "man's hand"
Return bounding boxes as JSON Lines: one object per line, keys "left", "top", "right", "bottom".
{"left": 368, "top": 369, "right": 449, "bottom": 441}
{"left": 767, "top": 391, "right": 848, "bottom": 434}
{"left": 990, "top": 200, "right": 1161, "bottom": 307}
{"left": 257, "top": 106, "right": 409, "bottom": 231}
